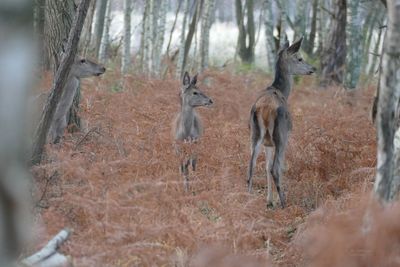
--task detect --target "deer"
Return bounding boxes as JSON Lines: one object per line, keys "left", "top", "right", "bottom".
{"left": 173, "top": 72, "right": 213, "bottom": 191}
{"left": 48, "top": 58, "right": 106, "bottom": 144}
{"left": 247, "top": 37, "right": 316, "bottom": 209}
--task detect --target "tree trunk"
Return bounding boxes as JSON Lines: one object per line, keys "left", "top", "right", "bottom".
{"left": 121, "top": 0, "right": 133, "bottom": 74}
{"left": 153, "top": 0, "right": 167, "bottom": 76}
{"left": 305, "top": 0, "right": 318, "bottom": 55}
{"left": 374, "top": 0, "right": 400, "bottom": 202}
{"left": 179, "top": 0, "right": 204, "bottom": 78}
{"left": 80, "top": 0, "right": 97, "bottom": 57}
{"left": 263, "top": 0, "right": 275, "bottom": 71}
{"left": 0, "top": 1, "right": 34, "bottom": 264}
{"left": 92, "top": 0, "right": 107, "bottom": 59}
{"left": 199, "top": 0, "right": 215, "bottom": 72}
{"left": 98, "top": 0, "right": 112, "bottom": 63}
{"left": 32, "top": 0, "right": 91, "bottom": 165}
{"left": 44, "top": 0, "right": 75, "bottom": 72}
{"left": 345, "top": 0, "right": 365, "bottom": 89}
{"left": 320, "top": 0, "right": 347, "bottom": 87}
{"left": 34, "top": 0, "right": 47, "bottom": 69}
{"left": 235, "top": 0, "right": 255, "bottom": 64}
{"left": 176, "top": 0, "right": 190, "bottom": 78}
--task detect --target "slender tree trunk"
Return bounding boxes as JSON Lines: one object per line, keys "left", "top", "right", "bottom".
{"left": 199, "top": 0, "right": 215, "bottom": 71}
{"left": 122, "top": 0, "right": 133, "bottom": 74}
{"left": 345, "top": 0, "right": 365, "bottom": 89}
{"left": 320, "top": 0, "right": 347, "bottom": 86}
{"left": 98, "top": 0, "right": 112, "bottom": 63}
{"left": 92, "top": 0, "right": 107, "bottom": 59}
{"left": 176, "top": 0, "right": 190, "bottom": 78}
{"left": 375, "top": 0, "right": 400, "bottom": 202}
{"left": 0, "top": 1, "right": 34, "bottom": 264}
{"left": 369, "top": 25, "right": 385, "bottom": 76}
{"left": 235, "top": 0, "right": 255, "bottom": 64}
{"left": 305, "top": 0, "right": 318, "bottom": 55}
{"left": 153, "top": 0, "right": 167, "bottom": 76}
{"left": 263, "top": 0, "right": 275, "bottom": 71}
{"left": 32, "top": 0, "right": 91, "bottom": 165}
{"left": 80, "top": 0, "right": 97, "bottom": 57}
{"left": 180, "top": 0, "right": 204, "bottom": 78}
{"left": 34, "top": 0, "right": 47, "bottom": 69}
{"left": 138, "top": 1, "right": 149, "bottom": 72}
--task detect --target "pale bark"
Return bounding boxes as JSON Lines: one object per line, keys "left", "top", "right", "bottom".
{"left": 98, "top": 0, "right": 112, "bottom": 63}
{"left": 235, "top": 0, "right": 255, "bottom": 63}
{"left": 374, "top": 0, "right": 400, "bottom": 202}
{"left": 199, "top": 0, "right": 215, "bottom": 72}
{"left": 0, "top": 1, "right": 34, "bottom": 264}
{"left": 92, "top": 0, "right": 107, "bottom": 59}
{"left": 345, "top": 0, "right": 365, "bottom": 89}
{"left": 32, "top": 0, "right": 91, "bottom": 165}
{"left": 22, "top": 229, "right": 71, "bottom": 267}
{"left": 263, "top": 0, "right": 275, "bottom": 71}
{"left": 153, "top": 0, "right": 167, "bottom": 76}
{"left": 80, "top": 0, "right": 97, "bottom": 57}
{"left": 121, "top": 0, "right": 133, "bottom": 74}
{"left": 176, "top": 0, "right": 190, "bottom": 78}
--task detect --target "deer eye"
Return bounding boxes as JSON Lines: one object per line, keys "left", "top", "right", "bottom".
{"left": 298, "top": 58, "right": 303, "bottom": 62}
{"left": 80, "top": 59, "right": 86, "bottom": 63}
{"left": 193, "top": 91, "right": 198, "bottom": 95}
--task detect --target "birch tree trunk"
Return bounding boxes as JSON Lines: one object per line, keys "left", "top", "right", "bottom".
{"left": 304, "top": 0, "right": 318, "bottom": 55}
{"left": 263, "top": 0, "right": 275, "bottom": 71}
{"left": 98, "top": 0, "right": 112, "bottom": 63}
{"left": 176, "top": 0, "right": 190, "bottom": 78}
{"left": 121, "top": 0, "right": 133, "bottom": 74}
{"left": 153, "top": 0, "right": 167, "bottom": 76}
{"left": 235, "top": 0, "right": 255, "bottom": 64}
{"left": 144, "top": 0, "right": 155, "bottom": 75}
{"left": 345, "top": 0, "right": 365, "bottom": 89}
{"left": 374, "top": 0, "right": 400, "bottom": 202}
{"left": 0, "top": 1, "right": 34, "bottom": 264}
{"left": 32, "top": 0, "right": 91, "bottom": 165}
{"left": 92, "top": 0, "right": 107, "bottom": 59}
{"left": 199, "top": 0, "right": 215, "bottom": 72}
{"left": 320, "top": 0, "right": 347, "bottom": 87}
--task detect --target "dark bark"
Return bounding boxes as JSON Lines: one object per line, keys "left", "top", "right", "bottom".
{"left": 320, "top": 0, "right": 347, "bottom": 86}
{"left": 31, "top": 0, "right": 91, "bottom": 165}
{"left": 235, "top": 0, "right": 255, "bottom": 63}
{"left": 180, "top": 0, "right": 204, "bottom": 78}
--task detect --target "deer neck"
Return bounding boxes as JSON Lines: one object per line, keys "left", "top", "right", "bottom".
{"left": 271, "top": 58, "right": 292, "bottom": 99}
{"left": 180, "top": 104, "right": 195, "bottom": 131}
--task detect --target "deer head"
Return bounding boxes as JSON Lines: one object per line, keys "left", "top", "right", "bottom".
{"left": 278, "top": 37, "right": 316, "bottom": 76}
{"left": 71, "top": 58, "right": 106, "bottom": 78}
{"left": 180, "top": 72, "right": 213, "bottom": 108}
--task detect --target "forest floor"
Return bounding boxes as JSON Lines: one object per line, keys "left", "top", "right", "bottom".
{"left": 31, "top": 69, "right": 377, "bottom": 266}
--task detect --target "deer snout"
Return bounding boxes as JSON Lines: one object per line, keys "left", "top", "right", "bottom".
{"left": 96, "top": 67, "right": 106, "bottom": 76}
{"left": 309, "top": 67, "right": 317, "bottom": 74}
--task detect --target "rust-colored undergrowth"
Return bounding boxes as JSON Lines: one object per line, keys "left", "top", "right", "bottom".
{"left": 31, "top": 69, "right": 378, "bottom": 266}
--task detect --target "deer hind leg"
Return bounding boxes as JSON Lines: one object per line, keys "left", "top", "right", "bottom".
{"left": 265, "top": 146, "right": 274, "bottom": 208}
{"left": 190, "top": 154, "right": 197, "bottom": 172}
{"left": 271, "top": 107, "right": 289, "bottom": 208}
{"left": 247, "top": 108, "right": 263, "bottom": 193}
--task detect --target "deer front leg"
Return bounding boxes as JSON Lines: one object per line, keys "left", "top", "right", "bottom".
{"left": 180, "top": 158, "right": 191, "bottom": 192}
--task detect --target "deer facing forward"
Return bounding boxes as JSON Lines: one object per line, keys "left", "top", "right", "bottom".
{"left": 174, "top": 72, "right": 213, "bottom": 191}
{"left": 247, "top": 37, "right": 316, "bottom": 208}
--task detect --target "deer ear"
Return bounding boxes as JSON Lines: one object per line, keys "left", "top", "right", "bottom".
{"left": 191, "top": 74, "right": 198, "bottom": 85}
{"left": 287, "top": 36, "right": 303, "bottom": 54}
{"left": 183, "top": 71, "right": 190, "bottom": 86}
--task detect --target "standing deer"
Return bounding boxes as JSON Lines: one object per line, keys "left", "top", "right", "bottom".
{"left": 174, "top": 72, "right": 213, "bottom": 191}
{"left": 247, "top": 37, "right": 316, "bottom": 208}
{"left": 49, "top": 58, "right": 106, "bottom": 143}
